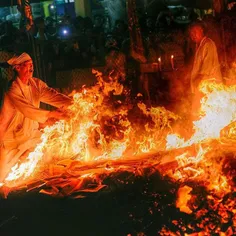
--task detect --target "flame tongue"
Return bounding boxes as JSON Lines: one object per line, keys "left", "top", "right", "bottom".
{"left": 176, "top": 185, "right": 193, "bottom": 214}
{"left": 1, "top": 75, "right": 235, "bottom": 234}
{"left": 167, "top": 82, "right": 236, "bottom": 149}
{"left": 3, "top": 70, "right": 178, "bottom": 185}
{"left": 2, "top": 78, "right": 235, "bottom": 191}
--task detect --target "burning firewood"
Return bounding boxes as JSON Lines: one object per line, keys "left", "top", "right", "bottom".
{"left": 0, "top": 71, "right": 235, "bottom": 234}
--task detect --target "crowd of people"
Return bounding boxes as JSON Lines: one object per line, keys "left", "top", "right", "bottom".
{"left": 0, "top": 8, "right": 236, "bottom": 104}
{"left": 0, "top": 9, "right": 235, "bottom": 84}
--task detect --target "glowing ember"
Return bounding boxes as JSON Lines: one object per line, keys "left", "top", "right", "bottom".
{"left": 176, "top": 185, "right": 193, "bottom": 214}
{"left": 1, "top": 71, "right": 235, "bottom": 234}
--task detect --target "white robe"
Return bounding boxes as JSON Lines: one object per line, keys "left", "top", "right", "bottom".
{"left": 0, "top": 77, "right": 71, "bottom": 180}
{"left": 191, "top": 37, "right": 222, "bottom": 93}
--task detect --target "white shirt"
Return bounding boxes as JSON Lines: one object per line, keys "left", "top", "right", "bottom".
{"left": 0, "top": 77, "right": 71, "bottom": 144}
{"left": 191, "top": 37, "right": 222, "bottom": 93}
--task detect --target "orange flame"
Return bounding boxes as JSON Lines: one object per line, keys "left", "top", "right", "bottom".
{"left": 2, "top": 76, "right": 235, "bottom": 202}
{"left": 164, "top": 81, "right": 236, "bottom": 195}
{"left": 1, "top": 72, "right": 235, "bottom": 234}
{"left": 2, "top": 70, "right": 177, "bottom": 186}
{"left": 176, "top": 185, "right": 193, "bottom": 214}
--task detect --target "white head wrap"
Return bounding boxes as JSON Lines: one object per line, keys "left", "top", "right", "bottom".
{"left": 7, "top": 53, "right": 32, "bottom": 68}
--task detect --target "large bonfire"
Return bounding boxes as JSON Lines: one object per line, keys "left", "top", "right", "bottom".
{"left": 1, "top": 70, "right": 235, "bottom": 235}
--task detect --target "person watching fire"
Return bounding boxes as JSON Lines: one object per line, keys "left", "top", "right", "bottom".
{"left": 188, "top": 22, "right": 222, "bottom": 118}
{"left": 0, "top": 53, "right": 72, "bottom": 182}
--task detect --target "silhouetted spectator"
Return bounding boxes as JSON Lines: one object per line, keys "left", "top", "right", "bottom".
{"left": 93, "top": 14, "right": 105, "bottom": 35}
{"left": 34, "top": 17, "right": 48, "bottom": 40}
{"left": 0, "top": 21, "right": 19, "bottom": 51}
{"left": 45, "top": 17, "right": 57, "bottom": 39}
{"left": 84, "top": 17, "right": 93, "bottom": 30}
{"left": 112, "top": 19, "right": 128, "bottom": 48}
{"left": 64, "top": 39, "right": 83, "bottom": 69}
{"left": 104, "top": 36, "right": 126, "bottom": 82}
{"left": 73, "top": 16, "right": 85, "bottom": 36}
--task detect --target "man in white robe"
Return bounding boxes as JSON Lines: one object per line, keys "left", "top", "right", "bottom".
{"left": 189, "top": 23, "right": 222, "bottom": 119}
{"left": 0, "top": 53, "right": 72, "bottom": 181}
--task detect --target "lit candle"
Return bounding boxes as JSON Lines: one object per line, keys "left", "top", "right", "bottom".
{"left": 171, "top": 55, "right": 175, "bottom": 70}
{"left": 158, "top": 57, "right": 162, "bottom": 71}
